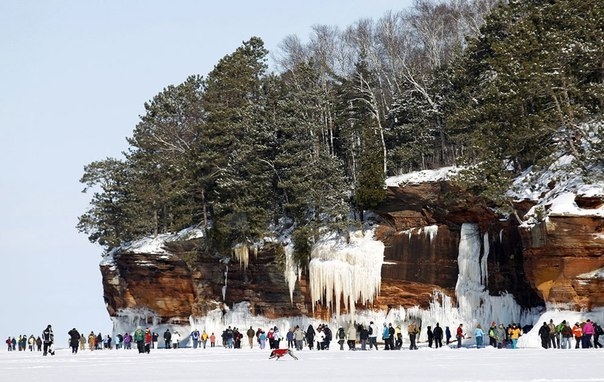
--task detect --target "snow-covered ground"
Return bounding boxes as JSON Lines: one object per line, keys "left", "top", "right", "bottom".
{"left": 2, "top": 344, "right": 603, "bottom": 381}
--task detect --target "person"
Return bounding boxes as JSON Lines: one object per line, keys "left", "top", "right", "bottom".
{"left": 190, "top": 329, "right": 200, "bottom": 349}
{"left": 287, "top": 328, "right": 295, "bottom": 349}
{"left": 321, "top": 325, "right": 331, "bottom": 350}
{"left": 488, "top": 322, "right": 497, "bottom": 347}
{"left": 152, "top": 332, "right": 158, "bottom": 349}
{"left": 445, "top": 326, "right": 452, "bottom": 345}
{"left": 456, "top": 324, "right": 465, "bottom": 348}
{"left": 316, "top": 327, "right": 325, "bottom": 350}
{"left": 258, "top": 331, "right": 266, "bottom": 349}
{"left": 474, "top": 324, "right": 484, "bottom": 349}
{"left": 35, "top": 336, "right": 42, "bottom": 351}
{"left": 593, "top": 322, "right": 603, "bottom": 348}
{"left": 306, "top": 324, "right": 315, "bottom": 350}
{"left": 28, "top": 335, "right": 35, "bottom": 351}
{"left": 407, "top": 321, "right": 419, "bottom": 350}
{"left": 509, "top": 324, "right": 521, "bottom": 349}
{"left": 368, "top": 321, "right": 379, "bottom": 350}
{"left": 548, "top": 319, "right": 557, "bottom": 348}
{"left": 225, "top": 326, "right": 234, "bottom": 349}
{"left": 68, "top": 328, "right": 80, "bottom": 354}
{"left": 133, "top": 327, "right": 145, "bottom": 354}
{"left": 494, "top": 324, "right": 506, "bottom": 349}
{"left": 394, "top": 325, "right": 403, "bottom": 349}
{"left": 88, "top": 331, "right": 96, "bottom": 350}
{"left": 433, "top": 323, "right": 443, "bottom": 348}
{"left": 115, "top": 333, "right": 123, "bottom": 349}
{"left": 387, "top": 323, "right": 395, "bottom": 350}
{"left": 210, "top": 332, "right": 216, "bottom": 347}
{"left": 163, "top": 329, "right": 171, "bottom": 349}
{"left": 560, "top": 321, "right": 572, "bottom": 349}
{"left": 294, "top": 326, "right": 305, "bottom": 351}
{"left": 582, "top": 319, "right": 595, "bottom": 348}
{"left": 123, "top": 332, "right": 132, "bottom": 349}
{"left": 233, "top": 327, "right": 242, "bottom": 349}
{"left": 426, "top": 325, "right": 434, "bottom": 348}
{"left": 359, "top": 325, "right": 368, "bottom": 350}
{"left": 538, "top": 322, "right": 550, "bottom": 349}
{"left": 144, "top": 328, "right": 152, "bottom": 353}
{"left": 337, "top": 326, "right": 346, "bottom": 350}
{"left": 572, "top": 322, "right": 583, "bottom": 349}
{"left": 42, "top": 324, "right": 54, "bottom": 356}
{"left": 247, "top": 326, "right": 255, "bottom": 349}
{"left": 104, "top": 334, "right": 112, "bottom": 349}
{"left": 201, "top": 330, "right": 208, "bottom": 349}
{"left": 346, "top": 323, "right": 357, "bottom": 350}
{"left": 172, "top": 331, "right": 181, "bottom": 349}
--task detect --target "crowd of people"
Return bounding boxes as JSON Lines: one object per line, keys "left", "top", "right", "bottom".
{"left": 536, "top": 319, "right": 603, "bottom": 349}
{"left": 6, "top": 318, "right": 604, "bottom": 356}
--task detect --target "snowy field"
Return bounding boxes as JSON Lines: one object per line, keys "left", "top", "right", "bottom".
{"left": 2, "top": 345, "right": 604, "bottom": 382}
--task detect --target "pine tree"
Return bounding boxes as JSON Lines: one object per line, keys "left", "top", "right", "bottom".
{"left": 447, "top": 0, "right": 604, "bottom": 202}
{"left": 194, "top": 37, "right": 275, "bottom": 251}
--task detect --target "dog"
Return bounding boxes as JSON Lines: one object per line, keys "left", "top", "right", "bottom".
{"left": 268, "top": 348, "right": 298, "bottom": 360}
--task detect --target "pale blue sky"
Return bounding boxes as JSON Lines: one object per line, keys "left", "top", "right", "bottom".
{"left": 0, "top": 0, "right": 412, "bottom": 341}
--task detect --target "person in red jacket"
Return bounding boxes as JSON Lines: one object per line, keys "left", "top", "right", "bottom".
{"left": 144, "top": 328, "right": 152, "bottom": 353}
{"left": 456, "top": 324, "right": 465, "bottom": 348}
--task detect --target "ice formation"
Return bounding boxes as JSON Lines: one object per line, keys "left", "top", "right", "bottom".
{"left": 308, "top": 229, "right": 384, "bottom": 316}
{"left": 232, "top": 243, "right": 250, "bottom": 269}
{"left": 283, "top": 244, "right": 300, "bottom": 302}
{"left": 455, "top": 223, "right": 524, "bottom": 328}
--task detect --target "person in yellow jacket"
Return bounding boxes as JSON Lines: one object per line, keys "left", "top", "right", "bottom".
{"left": 509, "top": 324, "right": 521, "bottom": 349}
{"left": 201, "top": 330, "right": 209, "bottom": 349}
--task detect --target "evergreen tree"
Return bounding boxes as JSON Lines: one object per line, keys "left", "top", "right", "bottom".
{"left": 126, "top": 75, "right": 203, "bottom": 235}
{"left": 77, "top": 158, "right": 143, "bottom": 248}
{"left": 448, "top": 0, "right": 604, "bottom": 201}
{"left": 194, "top": 37, "right": 275, "bottom": 251}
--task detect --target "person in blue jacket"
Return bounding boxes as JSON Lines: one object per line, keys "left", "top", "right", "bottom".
{"left": 474, "top": 324, "right": 485, "bottom": 349}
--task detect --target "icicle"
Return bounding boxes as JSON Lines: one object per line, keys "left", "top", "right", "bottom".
{"left": 481, "top": 232, "right": 489, "bottom": 287}
{"left": 422, "top": 225, "right": 438, "bottom": 242}
{"left": 283, "top": 244, "right": 298, "bottom": 303}
{"left": 308, "top": 229, "right": 384, "bottom": 317}
{"left": 232, "top": 243, "right": 249, "bottom": 269}
{"left": 222, "top": 265, "right": 228, "bottom": 301}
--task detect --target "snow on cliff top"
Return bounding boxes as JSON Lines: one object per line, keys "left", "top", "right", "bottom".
{"left": 385, "top": 166, "right": 459, "bottom": 187}
{"left": 101, "top": 227, "right": 205, "bottom": 265}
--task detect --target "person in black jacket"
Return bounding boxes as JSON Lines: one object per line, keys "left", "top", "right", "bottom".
{"left": 68, "top": 328, "right": 80, "bottom": 354}
{"left": 538, "top": 322, "right": 550, "bottom": 349}
{"left": 42, "top": 325, "right": 54, "bottom": 356}
{"left": 306, "top": 324, "right": 315, "bottom": 350}
{"left": 163, "top": 329, "right": 171, "bottom": 349}
{"left": 433, "top": 323, "right": 444, "bottom": 348}
{"left": 427, "top": 326, "right": 434, "bottom": 348}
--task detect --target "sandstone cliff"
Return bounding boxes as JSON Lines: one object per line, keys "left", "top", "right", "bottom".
{"left": 100, "top": 169, "right": 604, "bottom": 326}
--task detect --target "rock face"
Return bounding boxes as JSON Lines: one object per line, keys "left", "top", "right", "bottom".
{"left": 520, "top": 214, "right": 604, "bottom": 310}
{"left": 100, "top": 180, "right": 604, "bottom": 324}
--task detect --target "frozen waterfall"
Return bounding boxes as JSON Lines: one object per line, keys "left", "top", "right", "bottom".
{"left": 308, "top": 229, "right": 384, "bottom": 316}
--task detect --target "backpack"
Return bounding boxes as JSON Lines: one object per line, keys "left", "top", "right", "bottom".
{"left": 596, "top": 325, "right": 604, "bottom": 335}
{"left": 368, "top": 326, "right": 373, "bottom": 335}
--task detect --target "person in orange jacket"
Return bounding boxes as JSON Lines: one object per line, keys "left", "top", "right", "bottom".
{"left": 572, "top": 322, "right": 583, "bottom": 349}
{"left": 210, "top": 333, "right": 216, "bottom": 348}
